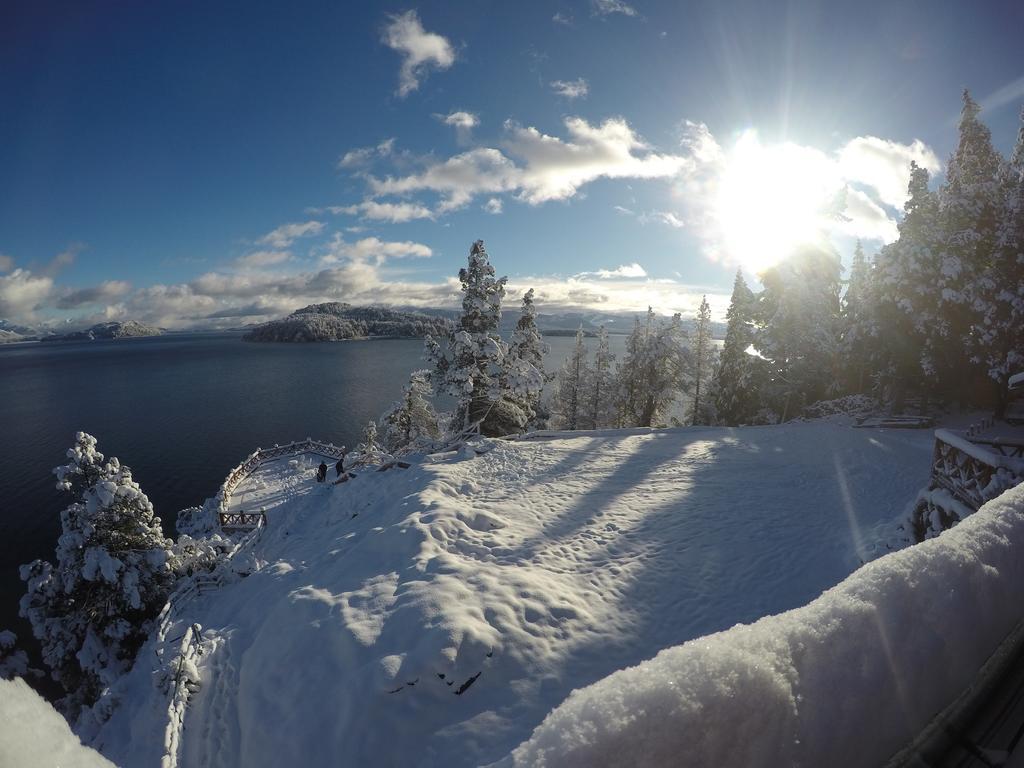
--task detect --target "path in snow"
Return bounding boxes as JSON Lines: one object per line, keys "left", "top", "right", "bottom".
{"left": 100, "top": 423, "right": 937, "bottom": 768}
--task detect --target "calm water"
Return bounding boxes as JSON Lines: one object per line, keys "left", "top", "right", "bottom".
{"left": 0, "top": 331, "right": 625, "bottom": 669}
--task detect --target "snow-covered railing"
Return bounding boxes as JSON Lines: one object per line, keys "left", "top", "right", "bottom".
{"left": 214, "top": 438, "right": 346, "bottom": 527}
{"left": 154, "top": 514, "right": 266, "bottom": 767}
{"left": 161, "top": 623, "right": 203, "bottom": 768}
{"left": 910, "top": 429, "right": 1024, "bottom": 541}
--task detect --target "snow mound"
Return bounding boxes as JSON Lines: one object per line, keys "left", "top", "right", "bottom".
{"left": 502, "top": 483, "right": 1024, "bottom": 768}
{"left": 93, "top": 423, "right": 937, "bottom": 766}
{"left": 0, "top": 678, "right": 115, "bottom": 768}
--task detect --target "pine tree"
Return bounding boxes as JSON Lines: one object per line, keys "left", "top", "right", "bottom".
{"left": 871, "top": 161, "right": 942, "bottom": 406}
{"left": 689, "top": 295, "right": 717, "bottom": 424}
{"left": 756, "top": 246, "right": 842, "bottom": 419}
{"left": 552, "top": 326, "right": 591, "bottom": 430}
{"left": 505, "top": 288, "right": 549, "bottom": 427}
{"left": 20, "top": 432, "right": 176, "bottom": 716}
{"left": 615, "top": 316, "right": 645, "bottom": 426}
{"left": 584, "top": 326, "right": 617, "bottom": 429}
{"left": 426, "top": 240, "right": 519, "bottom": 436}
{"left": 713, "top": 270, "right": 765, "bottom": 425}
{"left": 358, "top": 420, "right": 380, "bottom": 454}
{"left": 616, "top": 308, "right": 689, "bottom": 427}
{"left": 0, "top": 631, "right": 29, "bottom": 680}
{"left": 381, "top": 370, "right": 441, "bottom": 454}
{"left": 974, "top": 106, "right": 1024, "bottom": 416}
{"left": 933, "top": 90, "right": 1005, "bottom": 401}
{"left": 838, "top": 241, "right": 873, "bottom": 393}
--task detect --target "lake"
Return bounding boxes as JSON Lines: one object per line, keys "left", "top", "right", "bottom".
{"left": 0, "top": 330, "right": 631, "bottom": 672}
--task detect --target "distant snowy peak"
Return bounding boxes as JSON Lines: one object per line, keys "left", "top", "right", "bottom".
{"left": 242, "top": 303, "right": 452, "bottom": 343}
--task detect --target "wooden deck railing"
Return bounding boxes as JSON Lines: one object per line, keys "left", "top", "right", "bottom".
{"left": 910, "top": 429, "right": 1024, "bottom": 541}
{"left": 218, "top": 511, "right": 267, "bottom": 529}
{"left": 214, "top": 438, "right": 346, "bottom": 528}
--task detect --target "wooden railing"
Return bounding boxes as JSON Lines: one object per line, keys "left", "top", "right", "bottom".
{"left": 910, "top": 429, "right": 1024, "bottom": 541}
{"left": 214, "top": 438, "right": 346, "bottom": 527}
{"left": 218, "top": 511, "right": 267, "bottom": 529}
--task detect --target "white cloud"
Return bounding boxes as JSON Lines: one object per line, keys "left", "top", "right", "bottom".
{"left": 483, "top": 198, "right": 503, "bottom": 214}
{"left": 366, "top": 116, "right": 687, "bottom": 212}
{"left": 338, "top": 138, "right": 395, "bottom": 169}
{"left": 591, "top": 0, "right": 638, "bottom": 16}
{"left": 234, "top": 250, "right": 292, "bottom": 268}
{"left": 835, "top": 187, "right": 899, "bottom": 243}
{"left": 0, "top": 254, "right": 14, "bottom": 273}
{"left": 550, "top": 78, "right": 589, "bottom": 100}
{"left": 55, "top": 280, "right": 131, "bottom": 309}
{"left": 837, "top": 136, "right": 940, "bottom": 208}
{"left": 320, "top": 235, "right": 433, "bottom": 266}
{"left": 552, "top": 12, "right": 573, "bottom": 25}
{"left": 332, "top": 200, "right": 434, "bottom": 223}
{"left": 382, "top": 10, "right": 456, "bottom": 98}
{"left": 441, "top": 111, "right": 479, "bottom": 129}
{"left": 643, "top": 210, "right": 684, "bottom": 228}
{"left": 258, "top": 221, "right": 325, "bottom": 248}
{"left": 580, "top": 263, "right": 648, "bottom": 279}
{"left": 980, "top": 74, "right": 1024, "bottom": 115}
{"left": 0, "top": 269, "right": 54, "bottom": 319}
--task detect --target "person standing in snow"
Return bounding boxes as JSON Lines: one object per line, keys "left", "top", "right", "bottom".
{"left": 316, "top": 461, "right": 327, "bottom": 482}
{"left": 335, "top": 450, "right": 346, "bottom": 477}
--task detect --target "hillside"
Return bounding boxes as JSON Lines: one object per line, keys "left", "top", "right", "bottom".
{"left": 40, "top": 320, "right": 162, "bottom": 342}
{"left": 89, "top": 422, "right": 944, "bottom": 766}
{"left": 242, "top": 303, "right": 451, "bottom": 342}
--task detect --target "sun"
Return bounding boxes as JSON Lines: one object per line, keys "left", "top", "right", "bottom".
{"left": 714, "top": 130, "right": 842, "bottom": 275}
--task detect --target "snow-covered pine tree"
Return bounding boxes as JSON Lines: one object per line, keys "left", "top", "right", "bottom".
{"left": 838, "top": 241, "right": 875, "bottom": 394}
{"left": 358, "top": 420, "right": 379, "bottom": 453}
{"left": 20, "top": 432, "right": 176, "bottom": 717}
{"left": 505, "top": 288, "right": 549, "bottom": 428}
{"left": 0, "top": 630, "right": 30, "bottom": 680}
{"left": 615, "top": 315, "right": 645, "bottom": 426}
{"left": 584, "top": 326, "right": 617, "bottom": 429}
{"left": 617, "top": 308, "right": 689, "bottom": 427}
{"left": 756, "top": 246, "right": 842, "bottom": 419}
{"left": 713, "top": 269, "right": 766, "bottom": 425}
{"left": 870, "top": 161, "right": 942, "bottom": 406}
{"left": 933, "top": 90, "right": 1005, "bottom": 401}
{"left": 552, "top": 326, "right": 591, "bottom": 430}
{"left": 426, "top": 240, "right": 522, "bottom": 437}
{"left": 974, "top": 106, "right": 1024, "bottom": 416}
{"left": 689, "top": 295, "right": 717, "bottom": 424}
{"left": 381, "top": 370, "right": 441, "bottom": 454}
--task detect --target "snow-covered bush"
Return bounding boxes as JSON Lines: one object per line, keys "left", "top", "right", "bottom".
{"left": 174, "top": 503, "right": 219, "bottom": 538}
{"left": 20, "top": 432, "right": 177, "bottom": 717}
{"left": 0, "top": 631, "right": 29, "bottom": 680}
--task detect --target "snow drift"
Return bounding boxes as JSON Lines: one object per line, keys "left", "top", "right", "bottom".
{"left": 89, "top": 422, "right": 944, "bottom": 767}
{"left": 502, "top": 482, "right": 1024, "bottom": 768}
{"left": 0, "top": 677, "right": 114, "bottom": 768}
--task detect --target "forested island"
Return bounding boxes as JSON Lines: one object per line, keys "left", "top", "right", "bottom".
{"left": 241, "top": 303, "right": 451, "bottom": 342}
{"left": 38, "top": 321, "right": 162, "bottom": 343}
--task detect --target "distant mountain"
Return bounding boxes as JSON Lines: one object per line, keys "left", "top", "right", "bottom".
{"left": 40, "top": 320, "right": 163, "bottom": 343}
{"left": 0, "top": 329, "right": 26, "bottom": 344}
{"left": 242, "top": 303, "right": 452, "bottom": 343}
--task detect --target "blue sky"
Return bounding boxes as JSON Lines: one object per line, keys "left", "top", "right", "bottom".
{"left": 1, "top": 0, "right": 1023, "bottom": 328}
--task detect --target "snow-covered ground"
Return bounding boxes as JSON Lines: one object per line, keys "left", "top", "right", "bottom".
{"left": 94, "top": 422, "right": 940, "bottom": 766}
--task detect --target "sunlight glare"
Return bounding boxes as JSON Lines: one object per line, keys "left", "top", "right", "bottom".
{"left": 715, "top": 131, "right": 842, "bottom": 275}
